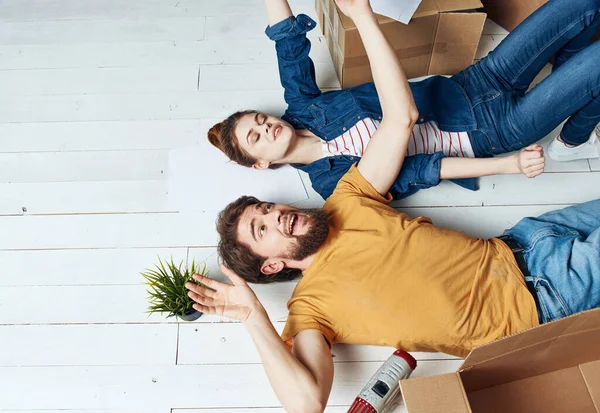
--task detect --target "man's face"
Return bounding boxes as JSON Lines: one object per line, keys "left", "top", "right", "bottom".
{"left": 236, "top": 202, "right": 330, "bottom": 269}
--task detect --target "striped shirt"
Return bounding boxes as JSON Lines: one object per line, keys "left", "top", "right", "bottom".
{"left": 322, "top": 118, "right": 475, "bottom": 158}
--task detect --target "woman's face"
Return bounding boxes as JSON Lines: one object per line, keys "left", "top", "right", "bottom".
{"left": 234, "top": 112, "right": 296, "bottom": 169}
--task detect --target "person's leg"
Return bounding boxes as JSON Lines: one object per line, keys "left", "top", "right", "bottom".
{"left": 461, "top": 0, "right": 600, "bottom": 156}
{"left": 505, "top": 200, "right": 600, "bottom": 323}
{"left": 499, "top": 40, "right": 600, "bottom": 152}
{"left": 480, "top": 0, "right": 600, "bottom": 94}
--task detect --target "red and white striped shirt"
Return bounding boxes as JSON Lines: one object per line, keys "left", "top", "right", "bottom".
{"left": 322, "top": 118, "right": 475, "bottom": 158}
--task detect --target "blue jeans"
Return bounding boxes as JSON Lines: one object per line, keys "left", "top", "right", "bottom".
{"left": 504, "top": 200, "right": 600, "bottom": 324}
{"left": 452, "top": 0, "right": 600, "bottom": 154}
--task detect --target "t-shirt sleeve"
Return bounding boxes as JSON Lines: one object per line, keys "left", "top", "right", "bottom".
{"left": 281, "top": 311, "right": 336, "bottom": 351}
{"left": 329, "top": 163, "right": 394, "bottom": 204}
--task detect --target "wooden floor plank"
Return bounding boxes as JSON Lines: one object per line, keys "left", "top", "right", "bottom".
{"left": 0, "top": 17, "right": 206, "bottom": 45}
{"left": 0, "top": 38, "right": 331, "bottom": 70}
{"left": 0, "top": 91, "right": 285, "bottom": 123}
{"left": 0, "top": 150, "right": 168, "bottom": 183}
{"left": 0, "top": 66, "right": 200, "bottom": 95}
{"left": 0, "top": 248, "right": 190, "bottom": 286}
{"left": 0, "top": 120, "right": 203, "bottom": 152}
{"left": 0, "top": 324, "right": 178, "bottom": 366}
{"left": 0, "top": 180, "right": 170, "bottom": 215}
{"left": 0, "top": 0, "right": 312, "bottom": 21}
{"left": 0, "top": 360, "right": 461, "bottom": 410}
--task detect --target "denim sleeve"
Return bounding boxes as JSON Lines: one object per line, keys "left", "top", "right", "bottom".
{"left": 265, "top": 14, "right": 321, "bottom": 107}
{"left": 390, "top": 152, "right": 445, "bottom": 199}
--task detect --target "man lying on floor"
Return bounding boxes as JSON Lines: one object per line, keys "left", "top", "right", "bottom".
{"left": 185, "top": 2, "right": 600, "bottom": 412}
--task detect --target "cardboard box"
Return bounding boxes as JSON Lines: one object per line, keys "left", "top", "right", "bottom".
{"left": 400, "top": 308, "right": 600, "bottom": 413}
{"left": 480, "top": 0, "right": 546, "bottom": 31}
{"left": 481, "top": 0, "right": 600, "bottom": 41}
{"left": 316, "top": 0, "right": 486, "bottom": 88}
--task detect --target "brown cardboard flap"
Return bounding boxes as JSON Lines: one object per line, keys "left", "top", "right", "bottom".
{"left": 581, "top": 360, "right": 600, "bottom": 412}
{"left": 401, "top": 373, "right": 472, "bottom": 413}
{"left": 428, "top": 12, "right": 485, "bottom": 75}
{"left": 459, "top": 309, "right": 600, "bottom": 392}
{"left": 415, "top": 0, "right": 483, "bottom": 18}
{"left": 481, "top": 0, "right": 547, "bottom": 31}
{"left": 433, "top": 0, "right": 484, "bottom": 13}
{"left": 467, "top": 366, "right": 599, "bottom": 413}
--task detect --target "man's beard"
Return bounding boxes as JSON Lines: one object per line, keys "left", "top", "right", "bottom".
{"left": 285, "top": 208, "right": 331, "bottom": 261}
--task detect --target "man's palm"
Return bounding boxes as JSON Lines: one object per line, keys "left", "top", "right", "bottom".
{"left": 186, "top": 264, "right": 261, "bottom": 323}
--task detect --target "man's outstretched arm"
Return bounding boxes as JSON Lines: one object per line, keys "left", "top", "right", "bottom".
{"left": 187, "top": 265, "right": 333, "bottom": 413}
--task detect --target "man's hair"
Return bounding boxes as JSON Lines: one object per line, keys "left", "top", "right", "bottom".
{"left": 216, "top": 195, "right": 302, "bottom": 284}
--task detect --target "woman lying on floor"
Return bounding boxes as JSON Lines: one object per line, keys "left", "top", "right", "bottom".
{"left": 208, "top": 0, "right": 600, "bottom": 200}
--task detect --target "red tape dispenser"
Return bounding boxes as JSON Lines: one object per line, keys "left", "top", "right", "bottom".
{"left": 347, "top": 350, "right": 417, "bottom": 413}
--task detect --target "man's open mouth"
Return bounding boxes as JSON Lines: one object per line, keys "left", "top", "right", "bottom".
{"left": 288, "top": 213, "right": 297, "bottom": 236}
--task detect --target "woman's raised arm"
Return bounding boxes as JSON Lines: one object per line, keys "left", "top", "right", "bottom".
{"left": 264, "top": 0, "right": 292, "bottom": 25}
{"left": 337, "top": 0, "right": 419, "bottom": 195}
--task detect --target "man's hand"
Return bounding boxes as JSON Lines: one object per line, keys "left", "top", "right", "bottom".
{"left": 335, "top": 0, "right": 373, "bottom": 19}
{"left": 186, "top": 264, "right": 264, "bottom": 323}
{"left": 516, "top": 144, "right": 545, "bottom": 178}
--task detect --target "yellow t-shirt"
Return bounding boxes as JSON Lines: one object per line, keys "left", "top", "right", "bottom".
{"left": 281, "top": 165, "right": 539, "bottom": 357}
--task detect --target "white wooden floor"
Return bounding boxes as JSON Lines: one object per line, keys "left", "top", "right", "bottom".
{"left": 1, "top": 1, "right": 599, "bottom": 412}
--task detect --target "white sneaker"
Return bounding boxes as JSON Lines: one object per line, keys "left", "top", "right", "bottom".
{"left": 548, "top": 128, "right": 600, "bottom": 162}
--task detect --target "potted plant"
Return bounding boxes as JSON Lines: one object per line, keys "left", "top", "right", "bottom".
{"left": 142, "top": 257, "right": 207, "bottom": 321}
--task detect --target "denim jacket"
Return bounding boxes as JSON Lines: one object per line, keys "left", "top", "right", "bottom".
{"left": 266, "top": 14, "right": 478, "bottom": 200}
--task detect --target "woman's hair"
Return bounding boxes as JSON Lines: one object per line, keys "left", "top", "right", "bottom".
{"left": 208, "top": 110, "right": 257, "bottom": 168}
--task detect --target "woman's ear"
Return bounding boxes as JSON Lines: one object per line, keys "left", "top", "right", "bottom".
{"left": 253, "top": 161, "right": 271, "bottom": 170}
{"left": 260, "top": 260, "right": 284, "bottom": 275}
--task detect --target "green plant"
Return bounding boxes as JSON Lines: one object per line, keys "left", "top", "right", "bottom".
{"left": 142, "top": 257, "right": 207, "bottom": 320}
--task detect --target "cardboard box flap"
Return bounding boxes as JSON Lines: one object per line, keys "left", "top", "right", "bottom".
{"left": 428, "top": 12, "right": 486, "bottom": 75}
{"left": 337, "top": 0, "right": 483, "bottom": 29}
{"left": 414, "top": 0, "right": 484, "bottom": 18}
{"left": 467, "top": 366, "right": 600, "bottom": 413}
{"left": 459, "top": 309, "right": 600, "bottom": 392}
{"left": 581, "top": 360, "right": 600, "bottom": 411}
{"left": 401, "top": 373, "right": 472, "bottom": 413}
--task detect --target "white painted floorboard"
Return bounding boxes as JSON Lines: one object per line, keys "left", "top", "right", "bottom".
{"left": 1, "top": 1, "right": 599, "bottom": 412}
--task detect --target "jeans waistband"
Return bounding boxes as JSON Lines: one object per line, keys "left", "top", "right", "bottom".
{"left": 497, "top": 234, "right": 541, "bottom": 311}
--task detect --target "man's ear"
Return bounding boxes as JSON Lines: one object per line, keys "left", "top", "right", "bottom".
{"left": 253, "top": 161, "right": 270, "bottom": 170}
{"left": 260, "top": 259, "right": 285, "bottom": 275}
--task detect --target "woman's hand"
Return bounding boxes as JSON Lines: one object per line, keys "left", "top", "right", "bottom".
{"left": 516, "top": 144, "right": 545, "bottom": 178}
{"left": 186, "top": 264, "right": 265, "bottom": 323}
{"left": 334, "top": 0, "right": 373, "bottom": 19}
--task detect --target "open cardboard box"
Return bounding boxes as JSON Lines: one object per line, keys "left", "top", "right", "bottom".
{"left": 315, "top": 0, "right": 486, "bottom": 88}
{"left": 400, "top": 308, "right": 600, "bottom": 413}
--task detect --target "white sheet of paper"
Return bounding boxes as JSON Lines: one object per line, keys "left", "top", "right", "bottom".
{"left": 167, "top": 146, "right": 308, "bottom": 214}
{"left": 370, "top": 0, "right": 423, "bottom": 24}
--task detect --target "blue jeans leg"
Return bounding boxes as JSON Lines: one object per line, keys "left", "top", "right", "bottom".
{"left": 504, "top": 199, "right": 600, "bottom": 324}
{"left": 465, "top": 0, "right": 600, "bottom": 154}
{"left": 506, "top": 41, "right": 600, "bottom": 147}
{"left": 482, "top": 0, "right": 600, "bottom": 93}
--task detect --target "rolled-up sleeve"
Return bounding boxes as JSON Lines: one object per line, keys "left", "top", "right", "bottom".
{"left": 390, "top": 152, "right": 445, "bottom": 199}
{"left": 265, "top": 14, "right": 321, "bottom": 106}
